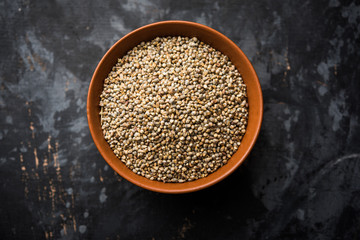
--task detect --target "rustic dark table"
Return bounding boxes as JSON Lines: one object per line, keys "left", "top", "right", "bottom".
{"left": 1, "top": 0, "right": 360, "bottom": 239}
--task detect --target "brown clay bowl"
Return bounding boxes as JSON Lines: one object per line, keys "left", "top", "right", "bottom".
{"left": 87, "top": 20, "right": 263, "bottom": 194}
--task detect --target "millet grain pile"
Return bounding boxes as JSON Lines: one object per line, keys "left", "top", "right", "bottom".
{"left": 100, "top": 36, "right": 248, "bottom": 183}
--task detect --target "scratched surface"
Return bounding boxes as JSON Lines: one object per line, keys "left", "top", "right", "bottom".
{"left": 1, "top": 0, "right": 360, "bottom": 239}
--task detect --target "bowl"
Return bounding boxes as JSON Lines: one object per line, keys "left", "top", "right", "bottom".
{"left": 87, "top": 20, "right": 263, "bottom": 193}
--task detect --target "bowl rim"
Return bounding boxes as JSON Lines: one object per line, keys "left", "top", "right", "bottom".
{"left": 87, "top": 20, "right": 263, "bottom": 193}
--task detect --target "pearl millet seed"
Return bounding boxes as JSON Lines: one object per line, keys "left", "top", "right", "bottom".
{"left": 100, "top": 36, "right": 248, "bottom": 183}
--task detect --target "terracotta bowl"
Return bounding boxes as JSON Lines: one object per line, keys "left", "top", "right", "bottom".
{"left": 87, "top": 20, "right": 263, "bottom": 194}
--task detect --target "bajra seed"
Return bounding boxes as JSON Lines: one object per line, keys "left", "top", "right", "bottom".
{"left": 100, "top": 36, "right": 248, "bottom": 183}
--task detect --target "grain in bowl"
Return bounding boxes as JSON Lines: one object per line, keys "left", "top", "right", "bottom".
{"left": 99, "top": 36, "right": 248, "bottom": 183}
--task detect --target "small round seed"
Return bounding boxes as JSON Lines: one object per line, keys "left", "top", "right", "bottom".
{"left": 100, "top": 36, "right": 248, "bottom": 183}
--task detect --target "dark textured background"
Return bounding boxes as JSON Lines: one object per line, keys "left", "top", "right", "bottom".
{"left": 1, "top": 0, "right": 360, "bottom": 239}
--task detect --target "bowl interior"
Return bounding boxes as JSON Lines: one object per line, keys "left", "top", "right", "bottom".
{"left": 87, "top": 21, "right": 263, "bottom": 193}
